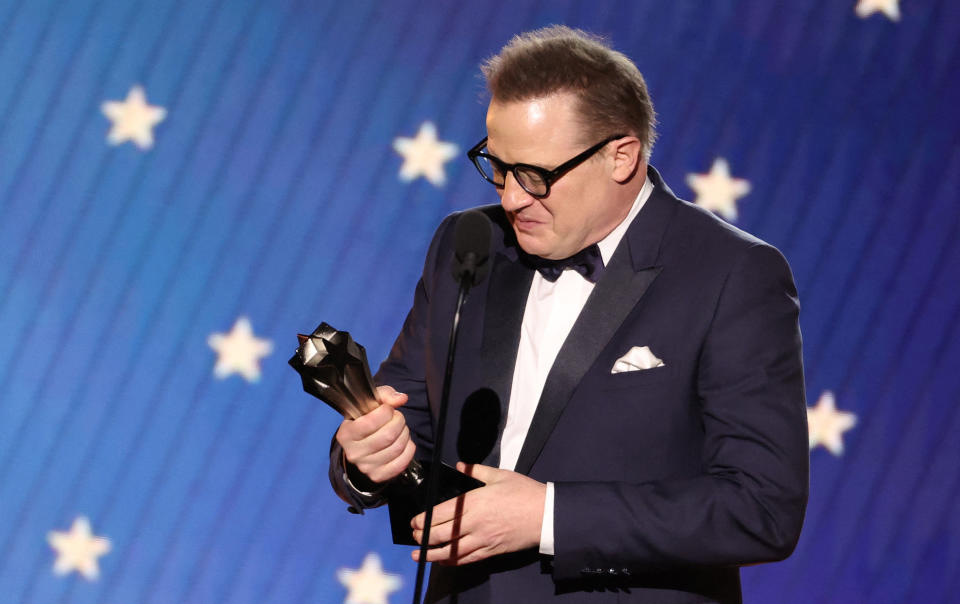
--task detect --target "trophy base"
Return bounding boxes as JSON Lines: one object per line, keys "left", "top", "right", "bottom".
{"left": 386, "top": 460, "right": 485, "bottom": 545}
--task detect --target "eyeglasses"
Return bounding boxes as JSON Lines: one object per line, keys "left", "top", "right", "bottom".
{"left": 466, "top": 134, "right": 625, "bottom": 198}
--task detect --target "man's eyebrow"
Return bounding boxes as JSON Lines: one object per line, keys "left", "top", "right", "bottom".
{"left": 485, "top": 145, "right": 535, "bottom": 167}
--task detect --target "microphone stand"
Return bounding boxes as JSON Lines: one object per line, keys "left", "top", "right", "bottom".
{"left": 411, "top": 257, "right": 476, "bottom": 604}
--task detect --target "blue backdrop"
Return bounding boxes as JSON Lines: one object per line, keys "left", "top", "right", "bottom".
{"left": 0, "top": 0, "right": 958, "bottom": 602}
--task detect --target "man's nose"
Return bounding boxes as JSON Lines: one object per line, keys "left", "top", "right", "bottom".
{"left": 500, "top": 173, "right": 534, "bottom": 213}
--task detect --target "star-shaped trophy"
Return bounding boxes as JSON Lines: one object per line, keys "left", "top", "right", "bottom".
{"left": 289, "top": 322, "right": 483, "bottom": 544}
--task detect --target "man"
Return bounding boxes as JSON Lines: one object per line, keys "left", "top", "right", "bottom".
{"left": 330, "top": 26, "right": 808, "bottom": 603}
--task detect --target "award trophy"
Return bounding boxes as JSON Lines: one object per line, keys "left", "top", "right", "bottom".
{"left": 289, "top": 322, "right": 483, "bottom": 545}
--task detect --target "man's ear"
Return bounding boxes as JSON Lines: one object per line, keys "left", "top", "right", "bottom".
{"left": 610, "top": 137, "right": 643, "bottom": 183}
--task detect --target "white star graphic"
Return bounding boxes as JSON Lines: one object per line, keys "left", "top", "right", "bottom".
{"left": 807, "top": 391, "right": 858, "bottom": 456}
{"left": 337, "top": 552, "right": 403, "bottom": 604}
{"left": 101, "top": 85, "right": 167, "bottom": 150}
{"left": 47, "top": 516, "right": 111, "bottom": 581}
{"left": 686, "top": 158, "right": 752, "bottom": 222}
{"left": 856, "top": 0, "right": 901, "bottom": 21}
{"left": 207, "top": 316, "right": 273, "bottom": 382}
{"left": 393, "top": 121, "right": 459, "bottom": 187}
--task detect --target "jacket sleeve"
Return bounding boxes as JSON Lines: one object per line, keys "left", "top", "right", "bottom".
{"left": 328, "top": 214, "right": 458, "bottom": 510}
{"left": 552, "top": 243, "right": 809, "bottom": 579}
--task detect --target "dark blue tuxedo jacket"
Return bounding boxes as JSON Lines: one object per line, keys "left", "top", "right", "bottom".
{"left": 333, "top": 167, "right": 808, "bottom": 603}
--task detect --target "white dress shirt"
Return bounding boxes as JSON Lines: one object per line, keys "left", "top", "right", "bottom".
{"left": 497, "top": 178, "right": 654, "bottom": 555}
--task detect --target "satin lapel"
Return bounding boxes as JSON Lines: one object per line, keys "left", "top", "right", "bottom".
{"left": 480, "top": 251, "right": 534, "bottom": 465}
{"left": 513, "top": 261, "right": 662, "bottom": 474}
{"left": 513, "top": 166, "right": 676, "bottom": 475}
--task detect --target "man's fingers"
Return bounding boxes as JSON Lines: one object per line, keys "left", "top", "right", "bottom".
{"left": 354, "top": 423, "right": 409, "bottom": 466}
{"left": 407, "top": 469, "right": 545, "bottom": 565}
{"left": 411, "top": 505, "right": 469, "bottom": 546}
{"left": 337, "top": 404, "right": 394, "bottom": 442}
{"left": 349, "top": 418, "right": 413, "bottom": 471}
{"left": 341, "top": 408, "right": 406, "bottom": 454}
{"left": 363, "top": 438, "right": 416, "bottom": 483}
{"left": 411, "top": 535, "right": 487, "bottom": 565}
{"left": 411, "top": 496, "right": 465, "bottom": 531}
{"left": 456, "top": 462, "right": 500, "bottom": 483}
{"left": 375, "top": 384, "right": 398, "bottom": 399}
{"left": 338, "top": 407, "right": 414, "bottom": 485}
{"left": 376, "top": 385, "right": 409, "bottom": 408}
{"left": 332, "top": 386, "right": 415, "bottom": 486}
{"left": 361, "top": 410, "right": 407, "bottom": 451}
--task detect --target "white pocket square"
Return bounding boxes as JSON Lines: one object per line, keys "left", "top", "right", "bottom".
{"left": 611, "top": 346, "right": 665, "bottom": 373}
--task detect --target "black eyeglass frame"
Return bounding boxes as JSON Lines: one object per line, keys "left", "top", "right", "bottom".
{"left": 466, "top": 134, "right": 626, "bottom": 198}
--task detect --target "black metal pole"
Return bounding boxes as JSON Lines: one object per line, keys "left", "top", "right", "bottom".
{"left": 411, "top": 279, "right": 470, "bottom": 604}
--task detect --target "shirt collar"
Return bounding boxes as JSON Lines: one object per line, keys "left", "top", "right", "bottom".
{"left": 596, "top": 175, "right": 654, "bottom": 265}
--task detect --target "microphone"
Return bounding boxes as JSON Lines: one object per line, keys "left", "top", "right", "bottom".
{"left": 452, "top": 210, "right": 492, "bottom": 286}
{"left": 413, "top": 208, "right": 492, "bottom": 604}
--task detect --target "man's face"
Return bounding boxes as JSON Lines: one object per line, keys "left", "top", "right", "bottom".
{"left": 485, "top": 93, "right": 629, "bottom": 260}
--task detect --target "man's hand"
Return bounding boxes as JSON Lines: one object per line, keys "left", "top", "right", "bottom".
{"left": 335, "top": 385, "right": 416, "bottom": 484}
{"left": 411, "top": 463, "right": 546, "bottom": 565}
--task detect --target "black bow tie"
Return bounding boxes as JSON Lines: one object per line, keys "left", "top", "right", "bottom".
{"left": 528, "top": 244, "right": 605, "bottom": 283}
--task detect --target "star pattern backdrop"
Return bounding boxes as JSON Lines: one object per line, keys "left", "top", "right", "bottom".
{"left": 0, "top": 0, "right": 957, "bottom": 602}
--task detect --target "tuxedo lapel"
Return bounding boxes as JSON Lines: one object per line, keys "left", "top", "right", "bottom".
{"left": 512, "top": 263, "right": 661, "bottom": 475}
{"left": 513, "top": 167, "right": 677, "bottom": 475}
{"left": 480, "top": 249, "right": 534, "bottom": 466}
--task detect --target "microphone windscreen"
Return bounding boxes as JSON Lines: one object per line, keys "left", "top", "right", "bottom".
{"left": 453, "top": 210, "right": 492, "bottom": 285}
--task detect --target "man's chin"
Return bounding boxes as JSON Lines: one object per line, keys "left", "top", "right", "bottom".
{"left": 515, "top": 233, "right": 555, "bottom": 259}
{"left": 512, "top": 224, "right": 572, "bottom": 259}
